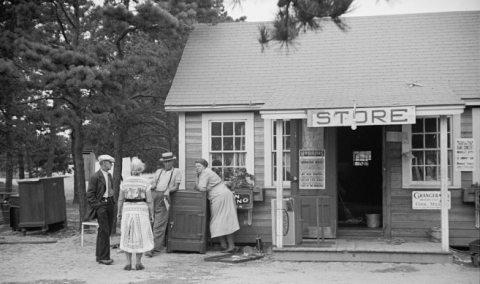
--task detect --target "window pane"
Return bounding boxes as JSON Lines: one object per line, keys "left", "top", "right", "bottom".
{"left": 425, "top": 118, "right": 437, "bottom": 132}
{"left": 235, "top": 122, "right": 245, "bottom": 135}
{"left": 223, "top": 153, "right": 233, "bottom": 166}
{"left": 223, "top": 137, "right": 233, "bottom": 150}
{"left": 212, "top": 167, "right": 222, "bottom": 177}
{"left": 224, "top": 167, "right": 234, "bottom": 180}
{"left": 273, "top": 121, "right": 277, "bottom": 135}
{"left": 211, "top": 154, "right": 222, "bottom": 167}
{"left": 426, "top": 166, "right": 438, "bottom": 181}
{"left": 412, "top": 151, "right": 424, "bottom": 165}
{"left": 412, "top": 134, "right": 423, "bottom": 149}
{"left": 235, "top": 153, "right": 246, "bottom": 167}
{"left": 412, "top": 120, "right": 423, "bottom": 133}
{"left": 284, "top": 136, "right": 290, "bottom": 150}
{"left": 212, "top": 137, "right": 222, "bottom": 150}
{"left": 235, "top": 137, "right": 245, "bottom": 150}
{"left": 425, "top": 134, "right": 437, "bottom": 148}
{"left": 212, "top": 122, "right": 221, "bottom": 136}
{"left": 223, "top": 122, "right": 233, "bottom": 135}
{"left": 425, "top": 151, "right": 438, "bottom": 165}
{"left": 412, "top": 167, "right": 424, "bottom": 181}
{"left": 273, "top": 136, "right": 277, "bottom": 151}
{"left": 284, "top": 121, "right": 290, "bottom": 135}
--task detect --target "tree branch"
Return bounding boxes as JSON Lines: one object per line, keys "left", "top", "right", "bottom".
{"left": 54, "top": 0, "right": 77, "bottom": 30}
{"left": 50, "top": 0, "right": 70, "bottom": 45}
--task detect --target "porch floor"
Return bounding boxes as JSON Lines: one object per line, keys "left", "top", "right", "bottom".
{"left": 272, "top": 238, "right": 451, "bottom": 264}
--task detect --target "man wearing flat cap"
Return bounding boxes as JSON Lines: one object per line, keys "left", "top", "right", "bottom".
{"left": 145, "top": 152, "right": 182, "bottom": 257}
{"left": 86, "top": 155, "right": 116, "bottom": 265}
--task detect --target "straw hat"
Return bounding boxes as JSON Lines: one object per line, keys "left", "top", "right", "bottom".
{"left": 98, "top": 155, "right": 115, "bottom": 163}
{"left": 159, "top": 152, "right": 176, "bottom": 162}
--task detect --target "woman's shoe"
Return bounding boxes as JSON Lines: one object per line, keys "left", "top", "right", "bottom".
{"left": 135, "top": 264, "right": 145, "bottom": 270}
{"left": 226, "top": 247, "right": 236, "bottom": 253}
{"left": 124, "top": 264, "right": 131, "bottom": 271}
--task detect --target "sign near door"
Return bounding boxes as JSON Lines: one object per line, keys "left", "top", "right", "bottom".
{"left": 299, "top": 149, "right": 325, "bottom": 189}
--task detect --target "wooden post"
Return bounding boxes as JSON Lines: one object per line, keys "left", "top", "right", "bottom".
{"left": 276, "top": 119, "right": 284, "bottom": 248}
{"left": 440, "top": 115, "right": 449, "bottom": 251}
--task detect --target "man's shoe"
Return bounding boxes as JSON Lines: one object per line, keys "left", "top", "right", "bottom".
{"left": 144, "top": 251, "right": 153, "bottom": 258}
{"left": 98, "top": 259, "right": 114, "bottom": 265}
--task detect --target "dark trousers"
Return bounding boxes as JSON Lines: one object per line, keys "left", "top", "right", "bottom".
{"left": 96, "top": 198, "right": 114, "bottom": 260}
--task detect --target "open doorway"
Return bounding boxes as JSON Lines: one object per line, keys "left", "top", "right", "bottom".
{"left": 337, "top": 126, "right": 383, "bottom": 229}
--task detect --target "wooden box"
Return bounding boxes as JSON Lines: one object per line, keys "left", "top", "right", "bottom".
{"left": 167, "top": 190, "right": 208, "bottom": 254}
{"left": 17, "top": 177, "right": 67, "bottom": 233}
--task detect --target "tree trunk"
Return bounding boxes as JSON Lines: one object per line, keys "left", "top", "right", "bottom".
{"left": 45, "top": 127, "right": 56, "bottom": 177}
{"left": 17, "top": 147, "right": 25, "bottom": 180}
{"left": 71, "top": 131, "right": 79, "bottom": 205}
{"left": 72, "top": 112, "right": 87, "bottom": 229}
{"left": 4, "top": 96, "right": 14, "bottom": 194}
{"left": 26, "top": 148, "right": 32, "bottom": 178}
{"left": 111, "top": 126, "right": 125, "bottom": 235}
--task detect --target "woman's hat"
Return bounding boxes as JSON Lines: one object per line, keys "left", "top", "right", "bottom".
{"left": 98, "top": 155, "right": 115, "bottom": 163}
{"left": 160, "top": 152, "right": 176, "bottom": 162}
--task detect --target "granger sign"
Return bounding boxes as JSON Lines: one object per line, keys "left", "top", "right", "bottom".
{"left": 412, "top": 191, "right": 451, "bottom": 210}
{"left": 307, "top": 106, "right": 415, "bottom": 127}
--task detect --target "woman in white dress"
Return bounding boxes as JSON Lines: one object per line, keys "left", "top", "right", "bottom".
{"left": 117, "top": 158, "right": 154, "bottom": 270}
{"left": 194, "top": 158, "right": 240, "bottom": 253}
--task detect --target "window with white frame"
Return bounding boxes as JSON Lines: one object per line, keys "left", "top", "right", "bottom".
{"left": 272, "top": 120, "right": 291, "bottom": 182}
{"left": 402, "top": 115, "right": 461, "bottom": 188}
{"left": 202, "top": 113, "right": 254, "bottom": 181}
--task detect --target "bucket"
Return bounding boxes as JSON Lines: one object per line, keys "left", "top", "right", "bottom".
{"left": 365, "top": 214, "right": 381, "bottom": 228}
{"left": 429, "top": 226, "right": 441, "bottom": 242}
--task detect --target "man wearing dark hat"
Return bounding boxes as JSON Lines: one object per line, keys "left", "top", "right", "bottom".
{"left": 86, "top": 155, "right": 116, "bottom": 265}
{"left": 145, "top": 152, "right": 182, "bottom": 257}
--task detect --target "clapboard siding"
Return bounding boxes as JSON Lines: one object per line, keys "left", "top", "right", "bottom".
{"left": 185, "top": 113, "right": 202, "bottom": 190}
{"left": 386, "top": 112, "right": 478, "bottom": 247}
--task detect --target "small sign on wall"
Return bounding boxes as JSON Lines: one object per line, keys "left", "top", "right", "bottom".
{"left": 455, "top": 138, "right": 476, "bottom": 171}
{"left": 412, "top": 191, "right": 451, "bottom": 210}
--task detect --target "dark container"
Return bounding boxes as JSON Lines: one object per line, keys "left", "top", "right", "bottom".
{"left": 9, "top": 205, "right": 20, "bottom": 231}
{"left": 167, "top": 190, "right": 208, "bottom": 254}
{"left": 17, "top": 177, "right": 67, "bottom": 234}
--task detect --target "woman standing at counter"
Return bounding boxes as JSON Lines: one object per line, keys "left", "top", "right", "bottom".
{"left": 194, "top": 158, "right": 240, "bottom": 253}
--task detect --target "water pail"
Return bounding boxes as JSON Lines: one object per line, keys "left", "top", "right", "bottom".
{"left": 366, "top": 214, "right": 381, "bottom": 228}
{"left": 1, "top": 201, "right": 11, "bottom": 225}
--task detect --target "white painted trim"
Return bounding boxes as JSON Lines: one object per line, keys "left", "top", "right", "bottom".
{"left": 264, "top": 119, "right": 292, "bottom": 188}
{"left": 440, "top": 116, "right": 449, "bottom": 251}
{"left": 402, "top": 115, "right": 461, "bottom": 189}
{"left": 201, "top": 113, "right": 255, "bottom": 175}
{"left": 260, "top": 110, "right": 307, "bottom": 120}
{"left": 264, "top": 119, "right": 273, "bottom": 187}
{"left": 473, "top": 108, "right": 480, "bottom": 184}
{"left": 415, "top": 105, "right": 465, "bottom": 116}
{"left": 178, "top": 112, "right": 186, "bottom": 190}
{"left": 465, "top": 99, "right": 480, "bottom": 106}
{"left": 275, "top": 119, "right": 284, "bottom": 249}
{"left": 166, "top": 105, "right": 261, "bottom": 112}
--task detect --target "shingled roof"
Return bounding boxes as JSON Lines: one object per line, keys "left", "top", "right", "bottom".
{"left": 165, "top": 11, "right": 479, "bottom": 111}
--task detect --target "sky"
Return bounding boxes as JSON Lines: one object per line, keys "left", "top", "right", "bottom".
{"left": 225, "top": 0, "right": 480, "bottom": 22}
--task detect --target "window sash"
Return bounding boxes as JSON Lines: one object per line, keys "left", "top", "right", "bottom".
{"left": 272, "top": 120, "right": 291, "bottom": 183}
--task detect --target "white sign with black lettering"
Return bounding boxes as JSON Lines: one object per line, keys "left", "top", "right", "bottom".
{"left": 412, "top": 191, "right": 451, "bottom": 210}
{"left": 455, "top": 138, "right": 476, "bottom": 171}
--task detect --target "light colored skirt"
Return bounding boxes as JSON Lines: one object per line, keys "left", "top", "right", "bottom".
{"left": 208, "top": 183, "right": 240, "bottom": 238}
{"left": 120, "top": 202, "right": 154, "bottom": 253}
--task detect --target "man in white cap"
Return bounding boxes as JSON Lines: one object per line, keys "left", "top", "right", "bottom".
{"left": 86, "top": 154, "right": 116, "bottom": 265}
{"left": 145, "top": 152, "right": 182, "bottom": 257}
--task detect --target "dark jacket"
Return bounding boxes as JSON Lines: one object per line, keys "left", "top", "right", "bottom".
{"left": 84, "top": 170, "right": 115, "bottom": 221}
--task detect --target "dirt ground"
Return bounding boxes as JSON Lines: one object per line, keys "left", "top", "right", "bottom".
{"left": 0, "top": 176, "right": 479, "bottom": 284}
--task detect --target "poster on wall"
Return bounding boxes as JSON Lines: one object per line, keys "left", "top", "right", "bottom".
{"left": 299, "top": 149, "right": 325, "bottom": 190}
{"left": 455, "top": 138, "right": 475, "bottom": 171}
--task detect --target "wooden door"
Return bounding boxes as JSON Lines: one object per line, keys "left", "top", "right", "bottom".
{"left": 291, "top": 122, "right": 337, "bottom": 238}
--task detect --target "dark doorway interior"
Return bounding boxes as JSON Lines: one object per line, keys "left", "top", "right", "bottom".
{"left": 337, "top": 126, "right": 383, "bottom": 227}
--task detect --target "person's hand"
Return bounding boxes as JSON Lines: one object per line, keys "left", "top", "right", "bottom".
{"left": 149, "top": 215, "right": 154, "bottom": 223}
{"left": 117, "top": 214, "right": 122, "bottom": 220}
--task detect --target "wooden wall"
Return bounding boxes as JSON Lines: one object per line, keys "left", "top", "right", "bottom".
{"left": 387, "top": 108, "right": 478, "bottom": 247}
{"left": 184, "top": 112, "right": 275, "bottom": 244}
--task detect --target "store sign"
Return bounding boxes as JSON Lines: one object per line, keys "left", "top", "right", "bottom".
{"left": 412, "top": 191, "right": 451, "bottom": 210}
{"left": 455, "top": 138, "right": 476, "bottom": 171}
{"left": 307, "top": 106, "right": 415, "bottom": 127}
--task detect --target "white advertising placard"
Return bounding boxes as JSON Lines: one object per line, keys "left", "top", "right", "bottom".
{"left": 455, "top": 138, "right": 476, "bottom": 171}
{"left": 412, "top": 191, "right": 451, "bottom": 210}
{"left": 299, "top": 149, "right": 325, "bottom": 190}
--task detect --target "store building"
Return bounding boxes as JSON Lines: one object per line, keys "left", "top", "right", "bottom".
{"left": 165, "top": 12, "right": 480, "bottom": 248}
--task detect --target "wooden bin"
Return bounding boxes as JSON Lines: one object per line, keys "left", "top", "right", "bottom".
{"left": 17, "top": 177, "right": 67, "bottom": 234}
{"left": 167, "top": 190, "right": 208, "bottom": 254}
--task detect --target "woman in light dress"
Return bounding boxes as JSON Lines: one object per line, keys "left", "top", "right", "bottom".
{"left": 117, "top": 158, "right": 154, "bottom": 270}
{"left": 194, "top": 158, "right": 240, "bottom": 252}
